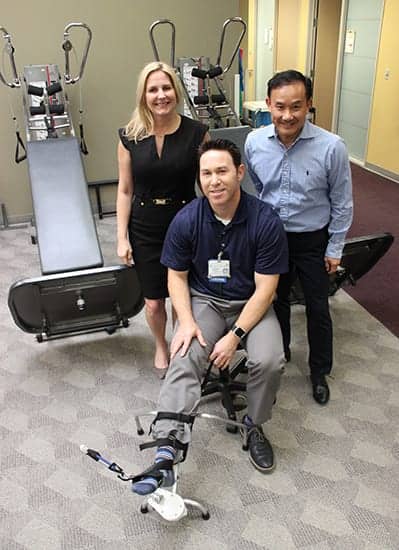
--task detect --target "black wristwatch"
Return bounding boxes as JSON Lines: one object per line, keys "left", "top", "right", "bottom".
{"left": 231, "top": 324, "right": 246, "bottom": 340}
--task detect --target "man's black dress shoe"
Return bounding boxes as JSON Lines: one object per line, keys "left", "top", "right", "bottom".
{"left": 311, "top": 375, "right": 330, "bottom": 405}
{"left": 243, "top": 425, "right": 275, "bottom": 472}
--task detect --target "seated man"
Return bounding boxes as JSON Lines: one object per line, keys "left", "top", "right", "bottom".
{"left": 132, "top": 138, "right": 289, "bottom": 496}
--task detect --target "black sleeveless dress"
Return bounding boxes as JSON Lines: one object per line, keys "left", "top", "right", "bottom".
{"left": 119, "top": 116, "right": 208, "bottom": 299}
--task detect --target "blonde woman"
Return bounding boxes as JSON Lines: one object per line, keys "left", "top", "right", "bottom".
{"left": 117, "top": 62, "right": 209, "bottom": 377}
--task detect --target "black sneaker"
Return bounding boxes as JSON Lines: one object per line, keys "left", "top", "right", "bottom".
{"left": 242, "top": 425, "right": 275, "bottom": 472}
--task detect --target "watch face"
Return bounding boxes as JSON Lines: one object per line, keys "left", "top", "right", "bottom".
{"left": 233, "top": 325, "right": 245, "bottom": 338}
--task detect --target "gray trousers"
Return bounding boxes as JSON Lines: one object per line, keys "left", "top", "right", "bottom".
{"left": 153, "top": 290, "right": 285, "bottom": 445}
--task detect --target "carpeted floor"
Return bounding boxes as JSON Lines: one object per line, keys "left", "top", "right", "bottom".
{"left": 0, "top": 217, "right": 399, "bottom": 549}
{"left": 346, "top": 164, "right": 398, "bottom": 337}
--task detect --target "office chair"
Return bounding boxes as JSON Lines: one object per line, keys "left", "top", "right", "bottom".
{"left": 201, "top": 350, "right": 248, "bottom": 433}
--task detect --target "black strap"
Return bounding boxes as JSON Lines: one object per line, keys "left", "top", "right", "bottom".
{"left": 139, "top": 436, "right": 188, "bottom": 453}
{"left": 79, "top": 122, "right": 88, "bottom": 155}
{"left": 139, "top": 437, "right": 176, "bottom": 451}
{"left": 154, "top": 412, "right": 196, "bottom": 425}
{"left": 130, "top": 458, "right": 174, "bottom": 484}
{"left": 201, "top": 361, "right": 215, "bottom": 389}
{"left": 15, "top": 130, "right": 27, "bottom": 164}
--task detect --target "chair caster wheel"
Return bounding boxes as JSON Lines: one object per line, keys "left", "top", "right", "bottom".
{"left": 226, "top": 424, "right": 238, "bottom": 434}
{"left": 140, "top": 504, "right": 149, "bottom": 514}
{"left": 202, "top": 511, "right": 210, "bottom": 520}
{"left": 232, "top": 393, "right": 247, "bottom": 412}
{"left": 137, "top": 428, "right": 144, "bottom": 436}
{"left": 105, "top": 327, "right": 116, "bottom": 335}
{"left": 242, "top": 443, "right": 249, "bottom": 451}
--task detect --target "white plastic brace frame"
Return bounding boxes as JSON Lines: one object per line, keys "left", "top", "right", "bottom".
{"left": 134, "top": 410, "right": 249, "bottom": 522}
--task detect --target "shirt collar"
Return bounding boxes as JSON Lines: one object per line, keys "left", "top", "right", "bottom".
{"left": 204, "top": 191, "right": 249, "bottom": 225}
{"left": 297, "top": 119, "right": 318, "bottom": 140}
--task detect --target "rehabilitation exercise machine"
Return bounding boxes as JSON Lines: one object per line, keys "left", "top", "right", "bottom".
{"left": 290, "top": 232, "right": 395, "bottom": 304}
{"left": 1, "top": 23, "right": 143, "bottom": 341}
{"left": 149, "top": 17, "right": 246, "bottom": 128}
{"left": 81, "top": 408, "right": 249, "bottom": 522}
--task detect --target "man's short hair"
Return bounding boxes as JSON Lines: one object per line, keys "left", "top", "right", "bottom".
{"left": 267, "top": 69, "right": 313, "bottom": 100}
{"left": 198, "top": 138, "right": 242, "bottom": 169}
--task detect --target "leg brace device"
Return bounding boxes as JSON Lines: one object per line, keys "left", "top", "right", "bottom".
{"left": 131, "top": 412, "right": 196, "bottom": 486}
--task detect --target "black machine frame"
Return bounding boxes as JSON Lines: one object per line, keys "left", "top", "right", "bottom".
{"left": 290, "top": 232, "right": 394, "bottom": 304}
{"left": 8, "top": 266, "right": 144, "bottom": 342}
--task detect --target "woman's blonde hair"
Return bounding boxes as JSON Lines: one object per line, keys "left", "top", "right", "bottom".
{"left": 124, "top": 61, "right": 182, "bottom": 142}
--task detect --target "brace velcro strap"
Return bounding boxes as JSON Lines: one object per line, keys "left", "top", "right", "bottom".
{"left": 130, "top": 458, "right": 173, "bottom": 485}
{"left": 139, "top": 437, "right": 175, "bottom": 451}
{"left": 139, "top": 437, "right": 188, "bottom": 453}
{"left": 154, "top": 411, "right": 196, "bottom": 425}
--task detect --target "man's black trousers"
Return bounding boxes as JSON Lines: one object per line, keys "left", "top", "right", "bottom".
{"left": 274, "top": 227, "right": 332, "bottom": 380}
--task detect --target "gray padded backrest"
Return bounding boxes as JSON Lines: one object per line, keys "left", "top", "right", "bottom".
{"left": 209, "top": 125, "right": 256, "bottom": 196}
{"left": 27, "top": 137, "right": 103, "bottom": 274}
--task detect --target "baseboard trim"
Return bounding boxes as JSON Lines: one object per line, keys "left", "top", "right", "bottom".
{"left": 364, "top": 163, "right": 399, "bottom": 184}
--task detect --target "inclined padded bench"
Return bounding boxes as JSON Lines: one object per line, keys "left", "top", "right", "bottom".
{"left": 27, "top": 137, "right": 103, "bottom": 274}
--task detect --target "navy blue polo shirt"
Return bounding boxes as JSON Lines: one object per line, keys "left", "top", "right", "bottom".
{"left": 161, "top": 191, "right": 288, "bottom": 300}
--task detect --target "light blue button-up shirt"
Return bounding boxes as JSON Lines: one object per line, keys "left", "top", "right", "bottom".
{"left": 245, "top": 120, "right": 353, "bottom": 258}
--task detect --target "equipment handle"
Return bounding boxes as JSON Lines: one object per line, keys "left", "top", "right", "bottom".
{"left": 62, "top": 22, "right": 92, "bottom": 84}
{"left": 15, "top": 130, "right": 26, "bottom": 163}
{"left": 149, "top": 19, "right": 176, "bottom": 68}
{"left": 80, "top": 445, "right": 126, "bottom": 476}
{"left": 0, "top": 27, "right": 20, "bottom": 88}
{"left": 215, "top": 17, "right": 247, "bottom": 74}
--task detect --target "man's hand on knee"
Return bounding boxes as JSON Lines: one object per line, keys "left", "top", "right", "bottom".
{"left": 170, "top": 321, "right": 207, "bottom": 359}
{"left": 209, "top": 333, "right": 239, "bottom": 369}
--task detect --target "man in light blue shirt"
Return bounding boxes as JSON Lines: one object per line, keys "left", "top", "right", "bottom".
{"left": 245, "top": 69, "right": 353, "bottom": 405}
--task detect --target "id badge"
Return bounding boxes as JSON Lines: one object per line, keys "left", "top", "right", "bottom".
{"left": 208, "top": 258, "right": 230, "bottom": 284}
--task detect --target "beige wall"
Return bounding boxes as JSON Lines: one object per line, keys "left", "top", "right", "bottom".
{"left": 0, "top": 0, "right": 240, "bottom": 220}
{"left": 366, "top": 0, "right": 399, "bottom": 176}
{"left": 312, "top": 0, "right": 341, "bottom": 130}
{"left": 275, "top": 0, "right": 300, "bottom": 71}
{"left": 275, "top": 0, "right": 310, "bottom": 74}
{"left": 296, "top": 0, "right": 311, "bottom": 73}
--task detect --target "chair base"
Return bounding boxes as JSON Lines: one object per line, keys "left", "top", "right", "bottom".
{"left": 201, "top": 357, "right": 248, "bottom": 431}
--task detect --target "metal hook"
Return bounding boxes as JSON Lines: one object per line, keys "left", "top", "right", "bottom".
{"left": 149, "top": 19, "right": 176, "bottom": 68}
{"left": 216, "top": 17, "right": 247, "bottom": 74}
{"left": 62, "top": 22, "right": 92, "bottom": 84}
{"left": 0, "top": 26, "right": 20, "bottom": 88}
